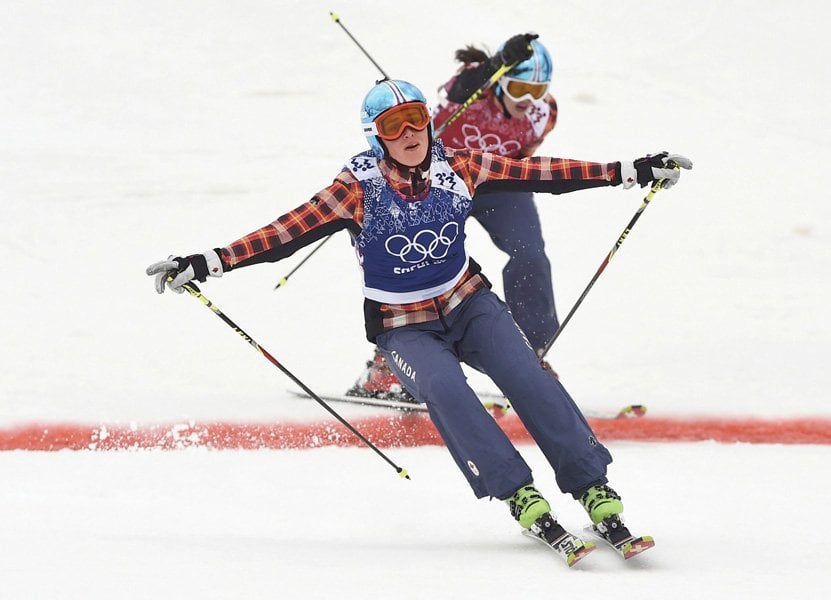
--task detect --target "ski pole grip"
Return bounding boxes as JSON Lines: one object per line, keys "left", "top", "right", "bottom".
{"left": 662, "top": 160, "right": 681, "bottom": 189}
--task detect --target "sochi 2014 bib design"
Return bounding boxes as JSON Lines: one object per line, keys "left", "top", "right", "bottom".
{"left": 347, "top": 143, "right": 472, "bottom": 303}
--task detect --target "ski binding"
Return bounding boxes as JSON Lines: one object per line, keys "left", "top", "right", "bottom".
{"left": 584, "top": 516, "right": 655, "bottom": 559}
{"left": 522, "top": 513, "right": 596, "bottom": 567}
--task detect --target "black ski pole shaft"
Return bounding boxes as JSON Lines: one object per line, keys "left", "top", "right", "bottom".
{"left": 539, "top": 176, "right": 670, "bottom": 361}
{"left": 330, "top": 8, "right": 510, "bottom": 137}
{"left": 178, "top": 280, "right": 410, "bottom": 479}
{"left": 271, "top": 11, "right": 389, "bottom": 291}
{"left": 329, "top": 12, "right": 388, "bottom": 79}
{"left": 274, "top": 235, "right": 333, "bottom": 290}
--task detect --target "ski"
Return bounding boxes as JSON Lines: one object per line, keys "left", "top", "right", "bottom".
{"left": 521, "top": 514, "right": 596, "bottom": 567}
{"left": 583, "top": 518, "right": 655, "bottom": 559}
{"left": 475, "top": 391, "right": 647, "bottom": 420}
{"left": 287, "top": 389, "right": 510, "bottom": 416}
{"left": 287, "top": 389, "right": 428, "bottom": 412}
{"left": 287, "top": 389, "right": 642, "bottom": 420}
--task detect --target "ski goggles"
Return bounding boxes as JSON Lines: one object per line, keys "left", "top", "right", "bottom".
{"left": 499, "top": 77, "right": 549, "bottom": 102}
{"left": 368, "top": 102, "right": 432, "bottom": 140}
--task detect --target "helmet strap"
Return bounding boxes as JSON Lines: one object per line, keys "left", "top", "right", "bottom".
{"left": 378, "top": 138, "right": 390, "bottom": 160}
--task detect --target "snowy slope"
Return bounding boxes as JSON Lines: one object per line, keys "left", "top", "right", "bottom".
{"left": 1, "top": 1, "right": 829, "bottom": 598}
{"left": 3, "top": 1, "right": 829, "bottom": 424}
{"left": 2, "top": 443, "right": 828, "bottom": 599}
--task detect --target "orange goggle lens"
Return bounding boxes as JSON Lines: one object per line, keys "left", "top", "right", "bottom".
{"left": 503, "top": 79, "right": 549, "bottom": 101}
{"left": 374, "top": 102, "right": 431, "bottom": 140}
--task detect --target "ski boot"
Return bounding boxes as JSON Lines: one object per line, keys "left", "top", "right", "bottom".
{"left": 580, "top": 484, "right": 654, "bottom": 559}
{"left": 346, "top": 347, "right": 416, "bottom": 402}
{"left": 507, "top": 484, "right": 551, "bottom": 528}
{"left": 508, "top": 484, "right": 595, "bottom": 567}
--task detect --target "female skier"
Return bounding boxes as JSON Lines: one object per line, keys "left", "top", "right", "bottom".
{"left": 350, "top": 33, "right": 575, "bottom": 398}
{"left": 147, "top": 78, "right": 691, "bottom": 564}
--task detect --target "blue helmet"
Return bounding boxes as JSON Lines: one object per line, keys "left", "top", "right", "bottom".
{"left": 360, "top": 79, "right": 432, "bottom": 158}
{"left": 496, "top": 39, "right": 553, "bottom": 97}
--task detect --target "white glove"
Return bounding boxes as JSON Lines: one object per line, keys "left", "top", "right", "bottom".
{"left": 146, "top": 250, "right": 223, "bottom": 294}
{"left": 620, "top": 152, "right": 693, "bottom": 189}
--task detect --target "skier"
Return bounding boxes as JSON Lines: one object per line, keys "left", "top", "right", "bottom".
{"left": 348, "top": 33, "right": 564, "bottom": 401}
{"left": 146, "top": 78, "right": 691, "bottom": 563}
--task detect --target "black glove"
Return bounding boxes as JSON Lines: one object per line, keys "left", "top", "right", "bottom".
{"left": 145, "top": 250, "right": 223, "bottom": 294}
{"left": 621, "top": 152, "right": 693, "bottom": 189}
{"left": 494, "top": 33, "right": 539, "bottom": 67}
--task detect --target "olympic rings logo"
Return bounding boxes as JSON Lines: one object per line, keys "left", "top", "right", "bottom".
{"left": 460, "top": 124, "right": 521, "bottom": 155}
{"left": 385, "top": 222, "right": 459, "bottom": 263}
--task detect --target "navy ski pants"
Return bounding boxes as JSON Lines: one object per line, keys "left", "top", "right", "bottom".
{"left": 469, "top": 190, "right": 558, "bottom": 351}
{"left": 376, "top": 289, "right": 612, "bottom": 500}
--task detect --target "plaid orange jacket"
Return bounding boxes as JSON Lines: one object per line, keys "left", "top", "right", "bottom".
{"left": 218, "top": 143, "right": 621, "bottom": 341}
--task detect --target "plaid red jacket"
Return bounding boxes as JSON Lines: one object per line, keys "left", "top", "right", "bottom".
{"left": 218, "top": 142, "right": 621, "bottom": 341}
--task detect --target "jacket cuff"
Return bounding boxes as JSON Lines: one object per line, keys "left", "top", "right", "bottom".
{"left": 619, "top": 161, "right": 637, "bottom": 189}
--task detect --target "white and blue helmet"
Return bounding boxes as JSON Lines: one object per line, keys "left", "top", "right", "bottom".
{"left": 360, "top": 79, "right": 432, "bottom": 157}
{"left": 497, "top": 39, "right": 553, "bottom": 96}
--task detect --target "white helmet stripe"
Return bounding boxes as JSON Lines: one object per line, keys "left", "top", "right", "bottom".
{"left": 382, "top": 80, "right": 407, "bottom": 105}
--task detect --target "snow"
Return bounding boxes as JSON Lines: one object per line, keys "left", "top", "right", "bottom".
{"left": 3, "top": 444, "right": 827, "bottom": 599}
{"left": 1, "top": 1, "right": 829, "bottom": 598}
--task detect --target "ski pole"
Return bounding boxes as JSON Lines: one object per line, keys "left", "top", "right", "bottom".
{"left": 330, "top": 12, "right": 388, "bottom": 78}
{"left": 328, "top": 8, "right": 513, "bottom": 136}
{"left": 434, "top": 33, "right": 543, "bottom": 134}
{"left": 538, "top": 170, "right": 677, "bottom": 361}
{"left": 273, "top": 235, "right": 333, "bottom": 290}
{"left": 434, "top": 61, "right": 516, "bottom": 136}
{"left": 270, "top": 12, "right": 388, "bottom": 292}
{"left": 175, "top": 279, "right": 410, "bottom": 479}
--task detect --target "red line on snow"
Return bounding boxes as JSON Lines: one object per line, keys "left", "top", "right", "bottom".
{"left": 1, "top": 415, "right": 830, "bottom": 451}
